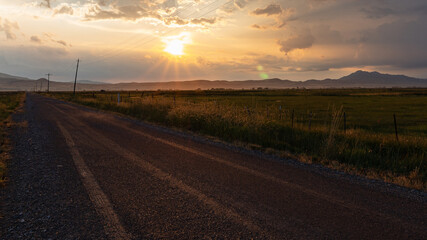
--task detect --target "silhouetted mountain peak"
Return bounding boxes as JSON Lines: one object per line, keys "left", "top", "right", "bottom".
{"left": 343, "top": 70, "right": 381, "bottom": 79}
{"left": 338, "top": 70, "right": 424, "bottom": 85}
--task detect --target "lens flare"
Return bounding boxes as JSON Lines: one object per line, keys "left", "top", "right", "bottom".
{"left": 260, "top": 73, "right": 269, "bottom": 79}
{"left": 257, "top": 65, "right": 269, "bottom": 79}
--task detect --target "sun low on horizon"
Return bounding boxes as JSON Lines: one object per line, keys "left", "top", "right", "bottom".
{"left": 0, "top": 0, "right": 426, "bottom": 83}
{"left": 162, "top": 32, "right": 192, "bottom": 56}
{"left": 164, "top": 39, "right": 185, "bottom": 56}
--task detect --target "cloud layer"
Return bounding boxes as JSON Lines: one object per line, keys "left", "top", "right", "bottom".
{"left": 252, "top": 4, "right": 283, "bottom": 16}
{"left": 0, "top": 17, "right": 19, "bottom": 40}
{"left": 0, "top": 0, "right": 427, "bottom": 82}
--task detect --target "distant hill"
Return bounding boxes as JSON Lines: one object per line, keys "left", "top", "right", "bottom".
{"left": 77, "top": 80, "right": 109, "bottom": 85}
{"left": 0, "top": 73, "right": 30, "bottom": 81}
{"left": 1, "top": 70, "right": 426, "bottom": 91}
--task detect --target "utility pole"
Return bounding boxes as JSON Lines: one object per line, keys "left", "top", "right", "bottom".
{"left": 73, "top": 59, "right": 80, "bottom": 96}
{"left": 46, "top": 73, "right": 51, "bottom": 92}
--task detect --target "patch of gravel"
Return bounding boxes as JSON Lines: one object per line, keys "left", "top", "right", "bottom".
{"left": 0, "top": 96, "right": 107, "bottom": 239}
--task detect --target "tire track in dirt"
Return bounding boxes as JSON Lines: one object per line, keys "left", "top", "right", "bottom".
{"left": 51, "top": 101, "right": 268, "bottom": 238}
{"left": 57, "top": 122, "right": 132, "bottom": 240}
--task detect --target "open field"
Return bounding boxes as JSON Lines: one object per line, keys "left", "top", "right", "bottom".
{"left": 45, "top": 89, "right": 427, "bottom": 190}
{"left": 0, "top": 92, "right": 24, "bottom": 186}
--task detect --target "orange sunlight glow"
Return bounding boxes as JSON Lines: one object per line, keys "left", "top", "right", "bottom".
{"left": 164, "top": 39, "right": 185, "bottom": 55}
{"left": 162, "top": 32, "right": 191, "bottom": 56}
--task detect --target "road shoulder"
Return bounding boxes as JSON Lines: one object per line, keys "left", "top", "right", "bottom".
{"left": 0, "top": 94, "right": 108, "bottom": 239}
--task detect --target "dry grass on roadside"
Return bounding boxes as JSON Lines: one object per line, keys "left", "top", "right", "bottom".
{"left": 0, "top": 92, "right": 25, "bottom": 187}
{"left": 233, "top": 140, "right": 426, "bottom": 191}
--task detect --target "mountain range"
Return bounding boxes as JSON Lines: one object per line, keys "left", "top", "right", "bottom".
{"left": 1, "top": 70, "right": 426, "bottom": 91}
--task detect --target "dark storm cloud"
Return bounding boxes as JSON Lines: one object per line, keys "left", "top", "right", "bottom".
{"left": 269, "top": 0, "right": 427, "bottom": 73}
{"left": 254, "top": 55, "right": 286, "bottom": 70}
{"left": 360, "top": 7, "right": 395, "bottom": 19}
{"left": 311, "top": 25, "right": 343, "bottom": 45}
{"left": 278, "top": 16, "right": 427, "bottom": 72}
{"left": 278, "top": 30, "right": 315, "bottom": 53}
{"left": 356, "top": 18, "right": 427, "bottom": 68}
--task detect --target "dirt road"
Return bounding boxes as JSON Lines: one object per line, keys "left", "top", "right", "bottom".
{"left": 1, "top": 94, "right": 426, "bottom": 239}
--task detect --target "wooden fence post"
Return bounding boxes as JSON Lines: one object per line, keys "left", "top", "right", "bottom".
{"left": 394, "top": 114, "right": 399, "bottom": 143}
{"left": 308, "top": 112, "right": 312, "bottom": 131}
{"left": 343, "top": 112, "right": 346, "bottom": 134}
{"left": 291, "top": 109, "right": 295, "bottom": 128}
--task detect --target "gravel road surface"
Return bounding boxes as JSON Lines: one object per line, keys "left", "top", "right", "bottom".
{"left": 1, "top": 94, "right": 426, "bottom": 239}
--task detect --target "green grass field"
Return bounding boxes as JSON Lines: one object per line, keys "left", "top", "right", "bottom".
{"left": 0, "top": 92, "right": 24, "bottom": 185}
{"left": 46, "top": 89, "right": 427, "bottom": 190}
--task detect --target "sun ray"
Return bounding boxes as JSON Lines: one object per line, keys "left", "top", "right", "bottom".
{"left": 143, "top": 57, "right": 168, "bottom": 77}
{"left": 161, "top": 58, "right": 172, "bottom": 81}
{"left": 182, "top": 63, "right": 193, "bottom": 80}
{"left": 173, "top": 59, "right": 180, "bottom": 81}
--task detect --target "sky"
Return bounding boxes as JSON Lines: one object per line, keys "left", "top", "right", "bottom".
{"left": 0, "top": 0, "right": 426, "bottom": 83}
